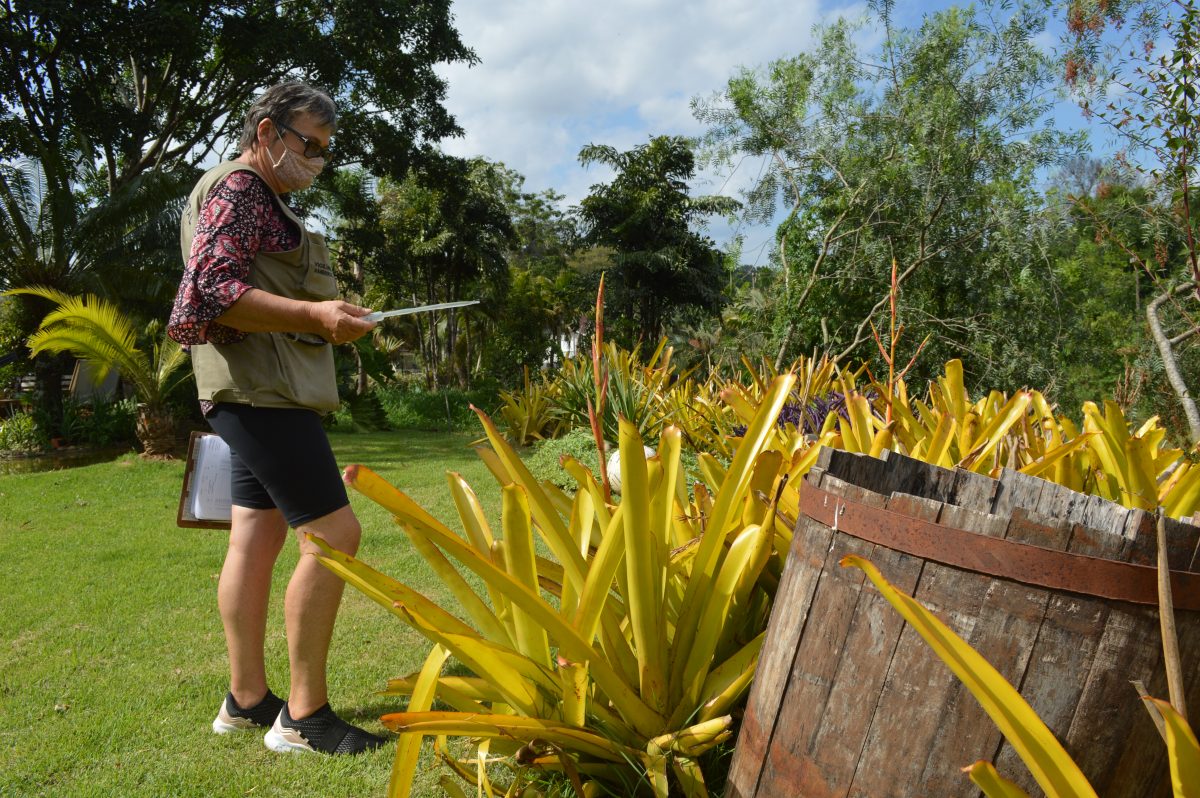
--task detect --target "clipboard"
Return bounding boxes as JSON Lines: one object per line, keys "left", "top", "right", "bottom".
{"left": 177, "top": 430, "right": 233, "bottom": 529}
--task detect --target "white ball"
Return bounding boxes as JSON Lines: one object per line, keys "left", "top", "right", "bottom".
{"left": 606, "top": 445, "right": 656, "bottom": 494}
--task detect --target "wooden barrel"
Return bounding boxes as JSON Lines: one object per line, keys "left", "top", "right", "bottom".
{"left": 726, "top": 447, "right": 1200, "bottom": 797}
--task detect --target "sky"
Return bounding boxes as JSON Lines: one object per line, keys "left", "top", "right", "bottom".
{"left": 432, "top": 0, "right": 1096, "bottom": 268}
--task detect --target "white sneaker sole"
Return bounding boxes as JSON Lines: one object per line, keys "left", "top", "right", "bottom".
{"left": 213, "top": 702, "right": 261, "bottom": 735}
{"left": 264, "top": 719, "right": 315, "bottom": 753}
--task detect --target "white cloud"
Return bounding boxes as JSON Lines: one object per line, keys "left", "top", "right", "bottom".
{"left": 436, "top": 0, "right": 1057, "bottom": 255}
{"left": 436, "top": 0, "right": 852, "bottom": 224}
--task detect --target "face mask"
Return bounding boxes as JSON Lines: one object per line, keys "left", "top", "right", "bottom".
{"left": 269, "top": 129, "right": 325, "bottom": 191}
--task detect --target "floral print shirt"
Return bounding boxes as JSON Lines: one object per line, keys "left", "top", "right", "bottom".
{"left": 168, "top": 169, "right": 299, "bottom": 346}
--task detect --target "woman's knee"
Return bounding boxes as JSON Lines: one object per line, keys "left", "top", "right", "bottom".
{"left": 296, "top": 505, "right": 361, "bottom": 557}
{"left": 229, "top": 507, "right": 289, "bottom": 558}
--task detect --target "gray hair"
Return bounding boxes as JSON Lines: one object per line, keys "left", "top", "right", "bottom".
{"left": 238, "top": 81, "right": 337, "bottom": 151}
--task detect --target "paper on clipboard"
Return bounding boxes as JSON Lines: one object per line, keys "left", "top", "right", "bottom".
{"left": 177, "top": 431, "right": 233, "bottom": 529}
{"left": 363, "top": 300, "right": 479, "bottom": 323}
{"left": 189, "top": 434, "right": 233, "bottom": 522}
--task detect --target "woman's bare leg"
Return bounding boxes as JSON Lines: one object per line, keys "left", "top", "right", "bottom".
{"left": 283, "top": 504, "right": 362, "bottom": 718}
{"left": 219, "top": 505, "right": 288, "bottom": 708}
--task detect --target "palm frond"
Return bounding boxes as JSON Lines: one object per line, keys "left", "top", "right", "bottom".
{"left": 154, "top": 335, "right": 191, "bottom": 396}
{"left": 5, "top": 285, "right": 77, "bottom": 309}
{"left": 0, "top": 161, "right": 44, "bottom": 285}
{"left": 73, "top": 166, "right": 193, "bottom": 293}
{"left": 25, "top": 326, "right": 151, "bottom": 397}
{"left": 7, "top": 286, "right": 158, "bottom": 401}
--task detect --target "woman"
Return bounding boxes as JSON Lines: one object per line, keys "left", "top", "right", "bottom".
{"left": 168, "top": 82, "right": 383, "bottom": 755}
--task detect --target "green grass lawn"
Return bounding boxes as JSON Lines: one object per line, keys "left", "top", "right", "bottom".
{"left": 0, "top": 430, "right": 501, "bottom": 798}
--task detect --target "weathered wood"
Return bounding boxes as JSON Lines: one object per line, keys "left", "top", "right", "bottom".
{"left": 916, "top": 502, "right": 1053, "bottom": 794}
{"left": 725, "top": 469, "right": 837, "bottom": 798}
{"left": 1137, "top": 539, "right": 1200, "bottom": 797}
{"left": 991, "top": 489, "right": 1134, "bottom": 794}
{"left": 1070, "top": 508, "right": 1200, "bottom": 796}
{"left": 1057, "top": 496, "right": 1160, "bottom": 794}
{"left": 1101, "top": 511, "right": 1191, "bottom": 796}
{"left": 947, "top": 466, "right": 1000, "bottom": 510}
{"left": 754, "top": 476, "right": 891, "bottom": 797}
{"left": 990, "top": 467, "right": 1049, "bottom": 518}
{"left": 879, "top": 449, "right": 958, "bottom": 502}
{"left": 727, "top": 447, "right": 1200, "bottom": 798}
{"left": 803, "top": 493, "right": 931, "bottom": 794}
{"left": 986, "top": 485, "right": 1095, "bottom": 794}
{"left": 849, "top": 544, "right": 979, "bottom": 795}
{"left": 847, "top": 470, "right": 1046, "bottom": 796}
{"left": 935, "top": 477, "right": 1082, "bottom": 791}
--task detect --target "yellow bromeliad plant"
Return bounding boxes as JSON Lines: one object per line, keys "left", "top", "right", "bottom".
{"left": 311, "top": 373, "right": 799, "bottom": 797}
{"left": 726, "top": 357, "right": 1200, "bottom": 523}
{"left": 498, "top": 367, "right": 564, "bottom": 446}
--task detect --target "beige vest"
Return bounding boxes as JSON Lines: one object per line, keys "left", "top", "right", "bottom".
{"left": 181, "top": 161, "right": 340, "bottom": 412}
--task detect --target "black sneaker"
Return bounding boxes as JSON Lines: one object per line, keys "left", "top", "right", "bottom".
{"left": 264, "top": 702, "right": 386, "bottom": 755}
{"left": 212, "top": 689, "right": 285, "bottom": 734}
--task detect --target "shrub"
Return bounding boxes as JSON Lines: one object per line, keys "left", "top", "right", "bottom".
{"left": 322, "top": 377, "right": 797, "bottom": 796}
{"left": 324, "top": 392, "right": 390, "bottom": 433}
{"left": 374, "top": 385, "right": 496, "bottom": 432}
{"left": 0, "top": 411, "right": 47, "bottom": 454}
{"left": 60, "top": 398, "right": 138, "bottom": 447}
{"left": 552, "top": 340, "right": 675, "bottom": 442}
{"left": 525, "top": 426, "right": 706, "bottom": 498}
{"left": 498, "top": 369, "right": 563, "bottom": 445}
{"left": 522, "top": 426, "right": 603, "bottom": 489}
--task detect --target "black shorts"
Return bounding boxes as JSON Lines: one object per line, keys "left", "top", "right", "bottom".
{"left": 206, "top": 403, "right": 349, "bottom": 528}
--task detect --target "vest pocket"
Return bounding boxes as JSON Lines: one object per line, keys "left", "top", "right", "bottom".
{"left": 270, "top": 333, "right": 339, "bottom": 412}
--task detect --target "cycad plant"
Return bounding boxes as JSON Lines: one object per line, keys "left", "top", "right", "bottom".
{"left": 312, "top": 373, "right": 798, "bottom": 796}
{"left": 4, "top": 286, "right": 189, "bottom": 456}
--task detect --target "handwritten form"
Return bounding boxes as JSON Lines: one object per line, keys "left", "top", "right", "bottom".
{"left": 190, "top": 434, "right": 233, "bottom": 522}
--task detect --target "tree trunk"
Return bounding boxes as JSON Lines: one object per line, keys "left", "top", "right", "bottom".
{"left": 33, "top": 353, "right": 71, "bottom": 436}
{"left": 412, "top": 293, "right": 434, "bottom": 390}
{"left": 774, "top": 322, "right": 795, "bottom": 371}
{"left": 136, "top": 403, "right": 177, "bottom": 458}
{"left": 1147, "top": 285, "right": 1200, "bottom": 443}
{"left": 354, "top": 344, "right": 368, "bottom": 396}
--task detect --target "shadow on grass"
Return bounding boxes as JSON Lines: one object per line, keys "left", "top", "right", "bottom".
{"left": 341, "top": 699, "right": 405, "bottom": 726}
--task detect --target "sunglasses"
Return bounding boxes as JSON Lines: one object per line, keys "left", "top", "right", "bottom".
{"left": 274, "top": 120, "right": 334, "bottom": 160}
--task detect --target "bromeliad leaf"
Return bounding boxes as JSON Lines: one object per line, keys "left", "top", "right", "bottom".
{"left": 1150, "top": 699, "right": 1200, "bottom": 797}
{"left": 965, "top": 761, "right": 1033, "bottom": 798}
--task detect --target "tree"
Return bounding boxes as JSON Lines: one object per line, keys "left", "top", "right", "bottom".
{"left": 318, "top": 167, "right": 386, "bottom": 396}
{"left": 1, "top": 0, "right": 474, "bottom": 421}
{"left": 1, "top": 1, "right": 476, "bottom": 300}
{"left": 1032, "top": 163, "right": 1178, "bottom": 418}
{"left": 1063, "top": 0, "right": 1200, "bottom": 440}
{"left": 0, "top": 153, "right": 190, "bottom": 425}
{"left": 575, "top": 135, "right": 739, "bottom": 345}
{"left": 486, "top": 169, "right": 591, "bottom": 380}
{"left": 0, "top": 1, "right": 475, "bottom": 192}
{"left": 694, "top": 0, "right": 1082, "bottom": 388}
{"left": 373, "top": 156, "right": 516, "bottom": 387}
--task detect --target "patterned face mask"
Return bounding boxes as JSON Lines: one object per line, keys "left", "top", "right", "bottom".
{"left": 269, "top": 127, "right": 325, "bottom": 192}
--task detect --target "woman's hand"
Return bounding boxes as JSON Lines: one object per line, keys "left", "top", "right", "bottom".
{"left": 309, "top": 301, "right": 376, "bottom": 344}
